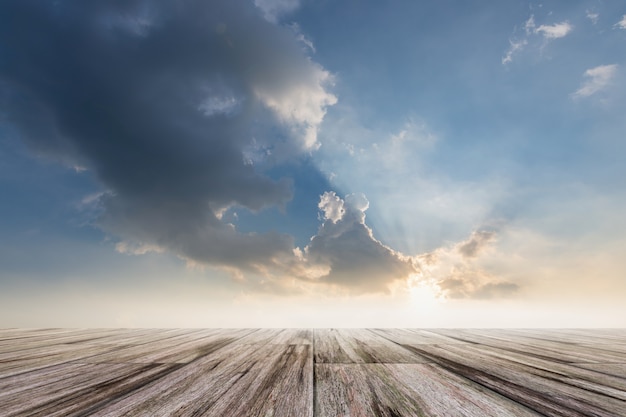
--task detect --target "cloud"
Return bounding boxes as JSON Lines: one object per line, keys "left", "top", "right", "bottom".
{"left": 320, "top": 115, "right": 438, "bottom": 185}
{"left": 521, "top": 14, "right": 572, "bottom": 40}
{"left": 388, "top": 119, "right": 437, "bottom": 148}
{"left": 254, "top": 67, "right": 337, "bottom": 151}
{"left": 524, "top": 15, "right": 536, "bottom": 34}
{"left": 300, "top": 192, "right": 417, "bottom": 293}
{"left": 615, "top": 15, "right": 626, "bottom": 30}
{"left": 317, "top": 191, "right": 345, "bottom": 223}
{"left": 115, "top": 241, "right": 164, "bottom": 256}
{"left": 0, "top": 0, "right": 335, "bottom": 274}
{"left": 502, "top": 15, "right": 572, "bottom": 65}
{"left": 571, "top": 64, "right": 618, "bottom": 99}
{"left": 288, "top": 23, "right": 316, "bottom": 54}
{"left": 502, "top": 39, "right": 527, "bottom": 65}
{"left": 0, "top": 1, "right": 523, "bottom": 299}
{"left": 534, "top": 21, "right": 572, "bottom": 39}
{"left": 438, "top": 270, "right": 519, "bottom": 300}
{"left": 411, "top": 229, "right": 519, "bottom": 300}
{"left": 502, "top": 15, "right": 532, "bottom": 65}
{"left": 586, "top": 10, "right": 599, "bottom": 25}
{"left": 254, "top": 0, "right": 301, "bottom": 23}
{"left": 456, "top": 230, "right": 497, "bottom": 258}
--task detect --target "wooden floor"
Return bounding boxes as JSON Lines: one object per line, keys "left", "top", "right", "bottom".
{"left": 1, "top": 329, "right": 625, "bottom": 416}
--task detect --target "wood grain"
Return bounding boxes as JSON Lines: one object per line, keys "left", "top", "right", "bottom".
{"left": 1, "top": 329, "right": 624, "bottom": 416}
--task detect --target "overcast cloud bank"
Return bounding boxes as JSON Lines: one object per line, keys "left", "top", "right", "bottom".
{"left": 0, "top": 0, "right": 521, "bottom": 299}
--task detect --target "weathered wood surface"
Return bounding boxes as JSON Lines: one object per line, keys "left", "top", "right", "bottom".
{"left": 1, "top": 329, "right": 625, "bottom": 416}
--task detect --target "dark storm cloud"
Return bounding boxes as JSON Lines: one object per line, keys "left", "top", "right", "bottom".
{"left": 0, "top": 0, "right": 335, "bottom": 272}
{"left": 0, "top": 1, "right": 521, "bottom": 298}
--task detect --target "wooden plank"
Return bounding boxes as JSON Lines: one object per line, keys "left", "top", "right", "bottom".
{"left": 88, "top": 342, "right": 313, "bottom": 417}
{"left": 314, "top": 329, "right": 429, "bottom": 363}
{"left": 1, "top": 362, "right": 181, "bottom": 417}
{"left": 372, "top": 328, "right": 471, "bottom": 345}
{"left": 315, "top": 363, "right": 542, "bottom": 417}
{"left": 0, "top": 328, "right": 624, "bottom": 417}
{"left": 383, "top": 364, "right": 542, "bottom": 416}
{"left": 402, "top": 342, "right": 626, "bottom": 417}
{"left": 0, "top": 329, "right": 217, "bottom": 375}
{"left": 230, "top": 328, "right": 312, "bottom": 345}
{"left": 316, "top": 364, "right": 540, "bottom": 417}
{"left": 467, "top": 343, "right": 626, "bottom": 394}
{"left": 77, "top": 329, "right": 247, "bottom": 364}
{"left": 573, "top": 363, "right": 626, "bottom": 379}
{"left": 0, "top": 328, "right": 134, "bottom": 352}
{"left": 429, "top": 329, "right": 626, "bottom": 363}
{"left": 519, "top": 329, "right": 626, "bottom": 344}
{"left": 315, "top": 363, "right": 426, "bottom": 416}
{"left": 0, "top": 343, "right": 121, "bottom": 379}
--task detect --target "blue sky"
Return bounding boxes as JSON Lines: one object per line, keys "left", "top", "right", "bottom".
{"left": 1, "top": 0, "right": 625, "bottom": 327}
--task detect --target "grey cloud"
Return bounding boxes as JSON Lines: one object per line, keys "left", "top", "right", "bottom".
{"left": 472, "top": 282, "right": 520, "bottom": 300}
{"left": 0, "top": 0, "right": 334, "bottom": 273}
{"left": 413, "top": 228, "right": 520, "bottom": 300}
{"left": 302, "top": 192, "right": 417, "bottom": 293}
{"left": 456, "top": 230, "right": 496, "bottom": 258}
{"left": 0, "top": 1, "right": 520, "bottom": 298}
{"left": 438, "top": 268, "right": 519, "bottom": 300}
{"left": 438, "top": 277, "right": 466, "bottom": 293}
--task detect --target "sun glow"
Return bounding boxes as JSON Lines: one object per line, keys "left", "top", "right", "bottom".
{"left": 408, "top": 277, "right": 445, "bottom": 312}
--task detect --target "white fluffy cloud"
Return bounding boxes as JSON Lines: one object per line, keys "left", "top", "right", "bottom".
{"left": 254, "top": 66, "right": 337, "bottom": 151}
{"left": 523, "top": 15, "right": 573, "bottom": 39}
{"left": 571, "top": 64, "right": 618, "bottom": 99}
{"left": 615, "top": 15, "right": 626, "bottom": 29}
{"left": 318, "top": 191, "right": 345, "bottom": 223}
{"left": 534, "top": 21, "right": 573, "bottom": 39}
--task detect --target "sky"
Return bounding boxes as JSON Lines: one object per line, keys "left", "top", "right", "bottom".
{"left": 1, "top": 0, "right": 625, "bottom": 328}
